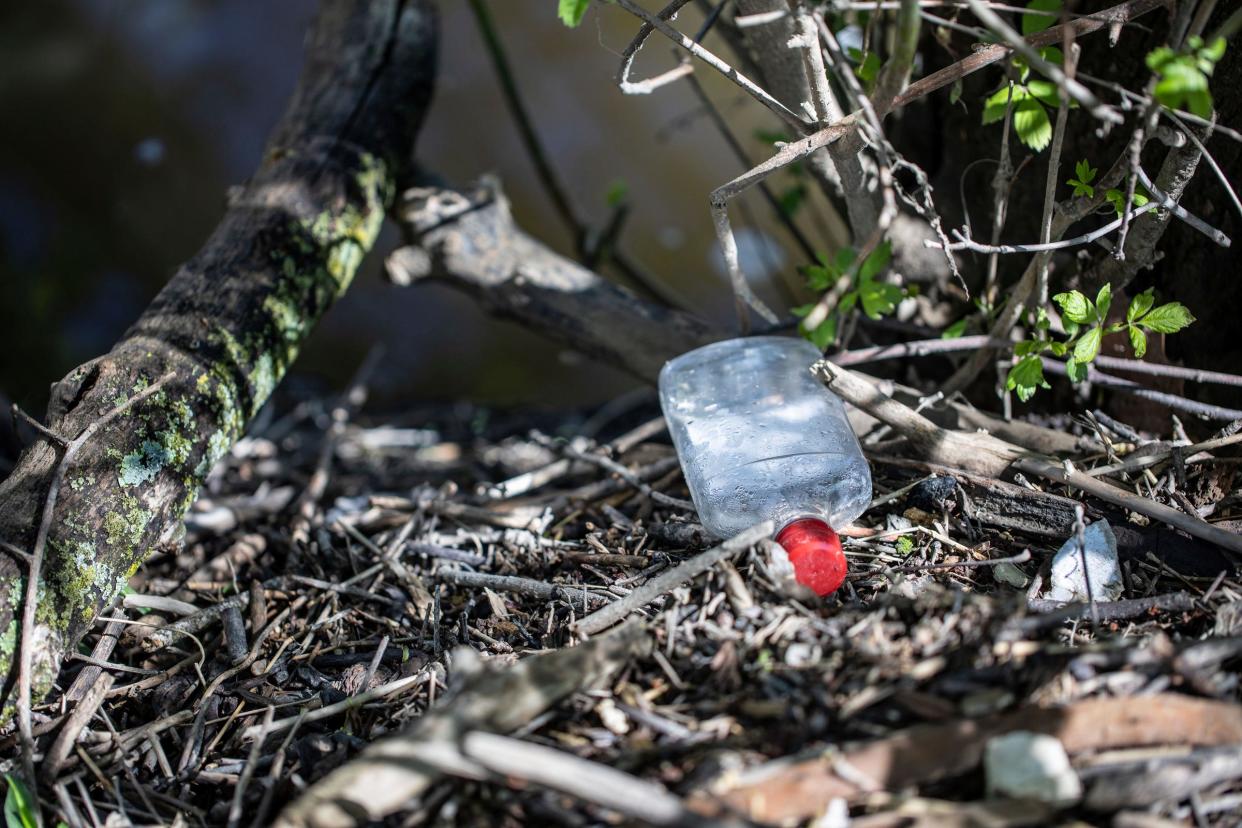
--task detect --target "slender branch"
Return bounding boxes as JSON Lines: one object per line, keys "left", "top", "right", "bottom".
{"left": 574, "top": 522, "right": 773, "bottom": 636}
{"left": 889, "top": 0, "right": 1171, "bottom": 116}
{"left": 930, "top": 202, "right": 1159, "bottom": 253}
{"left": 612, "top": 0, "right": 806, "bottom": 127}
{"left": 467, "top": 0, "right": 579, "bottom": 246}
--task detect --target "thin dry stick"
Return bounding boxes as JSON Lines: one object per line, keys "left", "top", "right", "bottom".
{"left": 613, "top": 0, "right": 805, "bottom": 126}
{"left": 1085, "top": 433, "right": 1242, "bottom": 478}
{"left": 1072, "top": 504, "right": 1100, "bottom": 626}
{"left": 228, "top": 705, "right": 274, "bottom": 828}
{"left": 814, "top": 360, "right": 1242, "bottom": 555}
{"left": 1037, "top": 39, "right": 1074, "bottom": 308}
{"left": 616, "top": 0, "right": 698, "bottom": 95}
{"left": 243, "top": 671, "right": 425, "bottom": 743}
{"left": 574, "top": 521, "right": 773, "bottom": 636}
{"left": 934, "top": 202, "right": 1159, "bottom": 253}
{"left": 16, "top": 370, "right": 174, "bottom": 792}
{"left": 42, "top": 673, "right": 115, "bottom": 781}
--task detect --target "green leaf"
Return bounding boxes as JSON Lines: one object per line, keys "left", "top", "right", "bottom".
{"left": 754, "top": 129, "right": 791, "bottom": 146}
{"left": 778, "top": 184, "right": 807, "bottom": 217}
{"left": 896, "top": 535, "right": 915, "bottom": 556}
{"left": 982, "top": 84, "right": 1029, "bottom": 125}
{"left": 1067, "top": 178, "right": 1094, "bottom": 198}
{"left": 1066, "top": 358, "right": 1089, "bottom": 383}
{"left": 950, "top": 78, "right": 964, "bottom": 105}
{"left": 1073, "top": 326, "right": 1103, "bottom": 363}
{"left": 1021, "top": 0, "right": 1061, "bottom": 35}
{"left": 1104, "top": 187, "right": 1147, "bottom": 218}
{"left": 790, "top": 303, "right": 814, "bottom": 318}
{"left": 1096, "top": 283, "right": 1112, "bottom": 322}
{"left": 1075, "top": 159, "right": 1097, "bottom": 184}
{"left": 1067, "top": 160, "right": 1096, "bottom": 198}
{"left": 800, "top": 314, "right": 838, "bottom": 350}
{"left": 1150, "top": 51, "right": 1214, "bottom": 117}
{"left": 1145, "top": 46, "right": 1177, "bottom": 73}
{"left": 1127, "top": 287, "right": 1155, "bottom": 322}
{"left": 858, "top": 280, "right": 902, "bottom": 319}
{"left": 1199, "top": 37, "right": 1227, "bottom": 68}
{"left": 859, "top": 241, "right": 892, "bottom": 282}
{"left": 1129, "top": 325, "right": 1148, "bottom": 358}
{"left": 604, "top": 179, "right": 628, "bottom": 208}
{"left": 557, "top": 0, "right": 590, "bottom": 27}
{"left": 1039, "top": 46, "right": 1064, "bottom": 66}
{"left": 1026, "top": 79, "right": 1061, "bottom": 109}
{"left": 852, "top": 50, "right": 881, "bottom": 83}
{"left": 1053, "top": 290, "right": 1092, "bottom": 324}
{"left": 942, "top": 318, "right": 969, "bottom": 339}
{"left": 4, "top": 775, "right": 37, "bottom": 828}
{"left": 1012, "top": 97, "right": 1053, "bottom": 151}
{"left": 1138, "top": 302, "right": 1196, "bottom": 333}
{"left": 1048, "top": 340, "right": 1068, "bottom": 357}
{"left": 1006, "top": 355, "right": 1049, "bottom": 402}
{"left": 1014, "top": 339, "right": 1044, "bottom": 357}
{"left": 1063, "top": 319, "right": 1080, "bottom": 338}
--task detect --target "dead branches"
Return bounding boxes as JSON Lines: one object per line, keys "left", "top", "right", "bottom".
{"left": 274, "top": 622, "right": 650, "bottom": 828}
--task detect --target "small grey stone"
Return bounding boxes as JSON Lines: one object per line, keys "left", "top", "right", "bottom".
{"left": 985, "top": 731, "right": 1082, "bottom": 805}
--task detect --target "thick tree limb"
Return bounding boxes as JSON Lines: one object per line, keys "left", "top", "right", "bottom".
{"left": 0, "top": 0, "right": 438, "bottom": 720}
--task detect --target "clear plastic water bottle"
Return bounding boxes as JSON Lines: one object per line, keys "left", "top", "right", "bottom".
{"left": 658, "top": 337, "right": 872, "bottom": 595}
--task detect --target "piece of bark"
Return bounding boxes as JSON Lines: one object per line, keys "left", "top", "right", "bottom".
{"left": 871, "top": 456, "right": 1083, "bottom": 537}
{"left": 692, "top": 694, "right": 1242, "bottom": 824}
{"left": 274, "top": 621, "right": 651, "bottom": 828}
{"left": 0, "top": 0, "right": 438, "bottom": 718}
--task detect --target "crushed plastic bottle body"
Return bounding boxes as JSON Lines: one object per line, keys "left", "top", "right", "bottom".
{"left": 658, "top": 337, "right": 872, "bottom": 540}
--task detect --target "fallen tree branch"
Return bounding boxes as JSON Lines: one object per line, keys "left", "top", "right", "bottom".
{"left": 274, "top": 621, "right": 650, "bottom": 828}
{"left": 387, "top": 180, "right": 719, "bottom": 380}
{"left": 0, "top": 0, "right": 438, "bottom": 721}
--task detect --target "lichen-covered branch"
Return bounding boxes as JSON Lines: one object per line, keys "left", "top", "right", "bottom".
{"left": 0, "top": 0, "right": 438, "bottom": 719}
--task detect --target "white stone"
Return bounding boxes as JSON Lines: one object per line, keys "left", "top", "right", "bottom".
{"left": 1046, "top": 520, "right": 1122, "bottom": 603}
{"left": 985, "top": 731, "right": 1082, "bottom": 805}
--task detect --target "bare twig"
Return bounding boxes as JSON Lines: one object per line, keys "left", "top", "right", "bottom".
{"left": 613, "top": 0, "right": 805, "bottom": 127}
{"left": 574, "top": 522, "right": 772, "bottom": 635}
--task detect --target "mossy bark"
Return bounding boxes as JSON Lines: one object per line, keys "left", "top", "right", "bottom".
{"left": 0, "top": 0, "right": 438, "bottom": 718}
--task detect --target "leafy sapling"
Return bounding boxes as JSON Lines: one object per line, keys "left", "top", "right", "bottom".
{"left": 1006, "top": 285, "right": 1195, "bottom": 401}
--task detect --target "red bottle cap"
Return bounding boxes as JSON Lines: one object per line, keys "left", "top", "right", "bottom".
{"left": 775, "top": 518, "right": 847, "bottom": 597}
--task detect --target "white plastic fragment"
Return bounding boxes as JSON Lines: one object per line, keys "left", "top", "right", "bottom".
{"left": 1046, "top": 520, "right": 1122, "bottom": 603}
{"left": 985, "top": 731, "right": 1082, "bottom": 806}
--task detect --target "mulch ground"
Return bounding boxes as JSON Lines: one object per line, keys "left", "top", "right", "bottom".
{"left": 12, "top": 389, "right": 1242, "bottom": 827}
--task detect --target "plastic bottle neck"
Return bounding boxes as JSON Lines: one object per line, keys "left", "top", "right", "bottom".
{"left": 775, "top": 517, "right": 847, "bottom": 597}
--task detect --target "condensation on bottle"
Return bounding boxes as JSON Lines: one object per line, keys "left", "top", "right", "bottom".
{"left": 658, "top": 337, "right": 872, "bottom": 595}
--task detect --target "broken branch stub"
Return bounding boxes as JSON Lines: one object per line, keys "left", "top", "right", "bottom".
{"left": 0, "top": 0, "right": 439, "bottom": 719}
